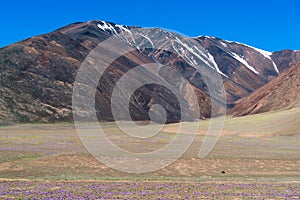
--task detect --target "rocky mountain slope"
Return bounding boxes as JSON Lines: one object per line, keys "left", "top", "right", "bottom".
{"left": 231, "top": 61, "right": 300, "bottom": 116}
{"left": 0, "top": 20, "right": 299, "bottom": 123}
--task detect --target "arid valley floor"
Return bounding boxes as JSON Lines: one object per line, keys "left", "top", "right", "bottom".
{"left": 0, "top": 107, "right": 299, "bottom": 199}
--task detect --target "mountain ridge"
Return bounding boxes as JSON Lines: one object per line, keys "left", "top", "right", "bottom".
{"left": 1, "top": 20, "right": 300, "bottom": 123}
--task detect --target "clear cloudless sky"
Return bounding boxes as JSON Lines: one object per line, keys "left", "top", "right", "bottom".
{"left": 0, "top": 0, "right": 299, "bottom": 51}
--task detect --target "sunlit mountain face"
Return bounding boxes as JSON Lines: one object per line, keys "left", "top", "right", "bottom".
{"left": 0, "top": 20, "right": 299, "bottom": 123}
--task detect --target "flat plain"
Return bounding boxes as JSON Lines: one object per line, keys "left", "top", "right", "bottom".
{"left": 0, "top": 107, "right": 299, "bottom": 199}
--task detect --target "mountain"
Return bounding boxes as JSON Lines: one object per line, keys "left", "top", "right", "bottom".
{"left": 231, "top": 61, "right": 300, "bottom": 116}
{"left": 0, "top": 20, "right": 299, "bottom": 123}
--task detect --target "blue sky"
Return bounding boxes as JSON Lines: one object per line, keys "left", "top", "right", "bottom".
{"left": 1, "top": 0, "right": 299, "bottom": 51}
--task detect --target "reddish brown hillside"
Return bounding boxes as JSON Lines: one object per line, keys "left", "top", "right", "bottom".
{"left": 231, "top": 62, "right": 300, "bottom": 116}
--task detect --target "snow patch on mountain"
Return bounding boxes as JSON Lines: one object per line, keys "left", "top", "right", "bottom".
{"left": 206, "top": 51, "right": 228, "bottom": 77}
{"left": 225, "top": 40, "right": 279, "bottom": 74}
{"left": 174, "top": 37, "right": 221, "bottom": 74}
{"left": 139, "top": 34, "right": 154, "bottom": 48}
{"left": 231, "top": 52, "right": 259, "bottom": 74}
{"left": 250, "top": 47, "right": 280, "bottom": 74}
{"left": 97, "top": 21, "right": 139, "bottom": 47}
{"left": 220, "top": 41, "right": 227, "bottom": 47}
{"left": 174, "top": 36, "right": 227, "bottom": 77}
{"left": 237, "top": 43, "right": 279, "bottom": 74}
{"left": 97, "top": 21, "right": 118, "bottom": 34}
{"left": 115, "top": 24, "right": 132, "bottom": 34}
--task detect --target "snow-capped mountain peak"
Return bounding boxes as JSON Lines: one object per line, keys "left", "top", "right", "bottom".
{"left": 89, "top": 20, "right": 292, "bottom": 85}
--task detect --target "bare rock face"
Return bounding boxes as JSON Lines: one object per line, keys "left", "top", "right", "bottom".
{"left": 0, "top": 31, "right": 88, "bottom": 123}
{"left": 271, "top": 50, "right": 300, "bottom": 72}
{"left": 0, "top": 20, "right": 299, "bottom": 123}
{"left": 231, "top": 62, "right": 300, "bottom": 116}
